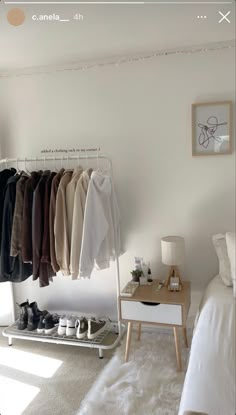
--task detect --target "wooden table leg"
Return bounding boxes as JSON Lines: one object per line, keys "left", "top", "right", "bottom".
{"left": 173, "top": 327, "right": 182, "bottom": 372}
{"left": 137, "top": 322, "right": 141, "bottom": 341}
{"left": 182, "top": 326, "right": 188, "bottom": 348}
{"left": 125, "top": 322, "right": 133, "bottom": 362}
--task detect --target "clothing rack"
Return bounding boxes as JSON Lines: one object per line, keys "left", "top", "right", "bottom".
{"left": 1, "top": 154, "right": 124, "bottom": 358}
{"left": 0, "top": 154, "right": 112, "bottom": 171}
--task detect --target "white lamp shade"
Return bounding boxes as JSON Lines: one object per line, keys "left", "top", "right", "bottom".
{"left": 161, "top": 236, "right": 185, "bottom": 266}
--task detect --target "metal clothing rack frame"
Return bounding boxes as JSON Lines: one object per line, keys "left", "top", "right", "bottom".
{"left": 0, "top": 154, "right": 124, "bottom": 358}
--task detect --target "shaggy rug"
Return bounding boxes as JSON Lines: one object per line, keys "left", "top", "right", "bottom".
{"left": 78, "top": 330, "right": 189, "bottom": 415}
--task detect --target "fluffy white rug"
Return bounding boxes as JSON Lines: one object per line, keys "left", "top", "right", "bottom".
{"left": 78, "top": 331, "right": 189, "bottom": 415}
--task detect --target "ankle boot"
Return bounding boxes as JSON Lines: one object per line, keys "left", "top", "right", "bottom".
{"left": 16, "top": 300, "right": 29, "bottom": 330}
{"left": 27, "top": 302, "right": 43, "bottom": 331}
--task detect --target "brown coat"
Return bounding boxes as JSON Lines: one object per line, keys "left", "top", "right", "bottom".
{"left": 49, "top": 169, "right": 64, "bottom": 273}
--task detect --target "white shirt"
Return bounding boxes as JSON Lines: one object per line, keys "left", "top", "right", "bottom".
{"left": 79, "top": 171, "right": 121, "bottom": 278}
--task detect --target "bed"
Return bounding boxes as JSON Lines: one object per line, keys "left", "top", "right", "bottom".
{"left": 179, "top": 275, "right": 236, "bottom": 415}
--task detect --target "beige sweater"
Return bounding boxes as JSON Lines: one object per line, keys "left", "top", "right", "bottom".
{"left": 70, "top": 170, "right": 91, "bottom": 279}
{"left": 54, "top": 170, "right": 73, "bottom": 275}
{"left": 66, "top": 166, "right": 83, "bottom": 247}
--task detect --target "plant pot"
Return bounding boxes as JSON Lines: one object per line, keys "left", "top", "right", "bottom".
{"left": 131, "top": 275, "right": 140, "bottom": 283}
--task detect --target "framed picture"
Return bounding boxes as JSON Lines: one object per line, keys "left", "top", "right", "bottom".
{"left": 192, "top": 101, "right": 232, "bottom": 156}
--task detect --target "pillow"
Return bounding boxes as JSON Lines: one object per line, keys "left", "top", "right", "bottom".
{"left": 212, "top": 234, "right": 232, "bottom": 287}
{"left": 225, "top": 232, "right": 236, "bottom": 297}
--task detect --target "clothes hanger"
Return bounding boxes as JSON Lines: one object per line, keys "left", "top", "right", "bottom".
{"left": 96, "top": 148, "right": 99, "bottom": 171}
{"left": 14, "top": 158, "right": 20, "bottom": 175}
{"left": 53, "top": 156, "right": 57, "bottom": 172}
{"left": 24, "top": 157, "right": 31, "bottom": 175}
{"left": 85, "top": 149, "right": 89, "bottom": 169}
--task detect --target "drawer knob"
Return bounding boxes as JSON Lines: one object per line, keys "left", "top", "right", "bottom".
{"left": 141, "top": 302, "right": 160, "bottom": 306}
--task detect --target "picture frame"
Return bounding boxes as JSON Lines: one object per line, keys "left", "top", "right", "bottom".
{"left": 192, "top": 101, "right": 232, "bottom": 156}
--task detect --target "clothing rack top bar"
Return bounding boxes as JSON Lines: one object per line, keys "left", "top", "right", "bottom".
{"left": 0, "top": 155, "right": 112, "bottom": 170}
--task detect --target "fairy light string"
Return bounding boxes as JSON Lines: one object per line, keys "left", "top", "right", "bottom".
{"left": 0, "top": 41, "right": 234, "bottom": 78}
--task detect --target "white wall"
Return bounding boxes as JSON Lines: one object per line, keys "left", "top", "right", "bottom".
{"left": 0, "top": 47, "right": 235, "bottom": 320}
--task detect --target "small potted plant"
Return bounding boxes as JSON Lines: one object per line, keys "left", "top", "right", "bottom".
{"left": 130, "top": 269, "right": 143, "bottom": 283}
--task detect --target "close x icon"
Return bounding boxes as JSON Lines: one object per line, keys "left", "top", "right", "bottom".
{"left": 218, "top": 11, "right": 231, "bottom": 23}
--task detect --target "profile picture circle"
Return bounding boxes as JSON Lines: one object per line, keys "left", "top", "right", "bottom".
{"left": 7, "top": 8, "right": 25, "bottom": 26}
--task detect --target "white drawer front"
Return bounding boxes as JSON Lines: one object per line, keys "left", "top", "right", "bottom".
{"left": 121, "top": 301, "right": 182, "bottom": 325}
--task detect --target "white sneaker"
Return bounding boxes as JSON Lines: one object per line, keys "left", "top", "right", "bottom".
{"left": 66, "top": 316, "right": 77, "bottom": 336}
{"left": 58, "top": 315, "right": 67, "bottom": 336}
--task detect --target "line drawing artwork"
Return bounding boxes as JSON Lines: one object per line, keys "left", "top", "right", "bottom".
{"left": 198, "top": 116, "right": 227, "bottom": 149}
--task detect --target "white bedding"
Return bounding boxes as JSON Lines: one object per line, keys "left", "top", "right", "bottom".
{"left": 179, "top": 275, "right": 236, "bottom": 415}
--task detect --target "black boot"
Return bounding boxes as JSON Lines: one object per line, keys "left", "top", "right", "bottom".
{"left": 16, "top": 300, "right": 29, "bottom": 330}
{"left": 27, "top": 302, "right": 43, "bottom": 331}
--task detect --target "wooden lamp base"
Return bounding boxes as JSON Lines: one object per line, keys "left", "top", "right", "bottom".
{"left": 165, "top": 266, "right": 183, "bottom": 290}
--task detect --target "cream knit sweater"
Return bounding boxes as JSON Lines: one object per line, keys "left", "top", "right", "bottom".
{"left": 66, "top": 166, "right": 83, "bottom": 247}
{"left": 54, "top": 170, "right": 73, "bottom": 275}
{"left": 70, "top": 170, "right": 91, "bottom": 279}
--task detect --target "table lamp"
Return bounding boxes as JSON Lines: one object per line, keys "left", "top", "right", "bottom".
{"left": 161, "top": 236, "right": 185, "bottom": 289}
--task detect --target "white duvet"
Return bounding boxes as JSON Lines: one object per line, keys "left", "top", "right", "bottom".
{"left": 179, "top": 275, "right": 236, "bottom": 415}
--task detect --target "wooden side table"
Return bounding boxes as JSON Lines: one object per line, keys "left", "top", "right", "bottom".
{"left": 119, "top": 280, "right": 191, "bottom": 371}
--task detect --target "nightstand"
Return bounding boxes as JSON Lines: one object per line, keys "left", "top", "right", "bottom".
{"left": 119, "top": 280, "right": 191, "bottom": 371}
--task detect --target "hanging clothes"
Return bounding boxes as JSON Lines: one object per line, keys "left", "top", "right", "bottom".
{"left": 0, "top": 168, "right": 16, "bottom": 250}
{"left": 70, "top": 169, "right": 92, "bottom": 279}
{"left": 32, "top": 170, "right": 51, "bottom": 281}
{"left": 79, "top": 171, "right": 121, "bottom": 279}
{"left": 49, "top": 168, "right": 64, "bottom": 273}
{"left": 0, "top": 160, "right": 122, "bottom": 286}
{"left": 0, "top": 174, "right": 32, "bottom": 283}
{"left": 54, "top": 170, "right": 73, "bottom": 276}
{"left": 22, "top": 171, "right": 42, "bottom": 263}
{"left": 40, "top": 171, "right": 57, "bottom": 287}
{"left": 10, "top": 173, "right": 29, "bottom": 257}
{"left": 66, "top": 166, "right": 83, "bottom": 247}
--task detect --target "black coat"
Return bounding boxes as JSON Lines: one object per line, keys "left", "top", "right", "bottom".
{"left": 0, "top": 174, "right": 32, "bottom": 283}
{"left": 0, "top": 168, "right": 16, "bottom": 248}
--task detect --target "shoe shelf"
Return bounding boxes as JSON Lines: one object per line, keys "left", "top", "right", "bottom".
{"left": 2, "top": 321, "right": 126, "bottom": 359}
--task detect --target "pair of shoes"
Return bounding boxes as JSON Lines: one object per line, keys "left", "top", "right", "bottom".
{"left": 37, "top": 313, "right": 59, "bottom": 334}
{"left": 57, "top": 315, "right": 79, "bottom": 337}
{"left": 16, "top": 300, "right": 47, "bottom": 331}
{"left": 57, "top": 315, "right": 109, "bottom": 340}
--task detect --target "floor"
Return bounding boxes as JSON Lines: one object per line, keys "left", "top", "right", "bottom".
{"left": 0, "top": 327, "right": 114, "bottom": 415}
